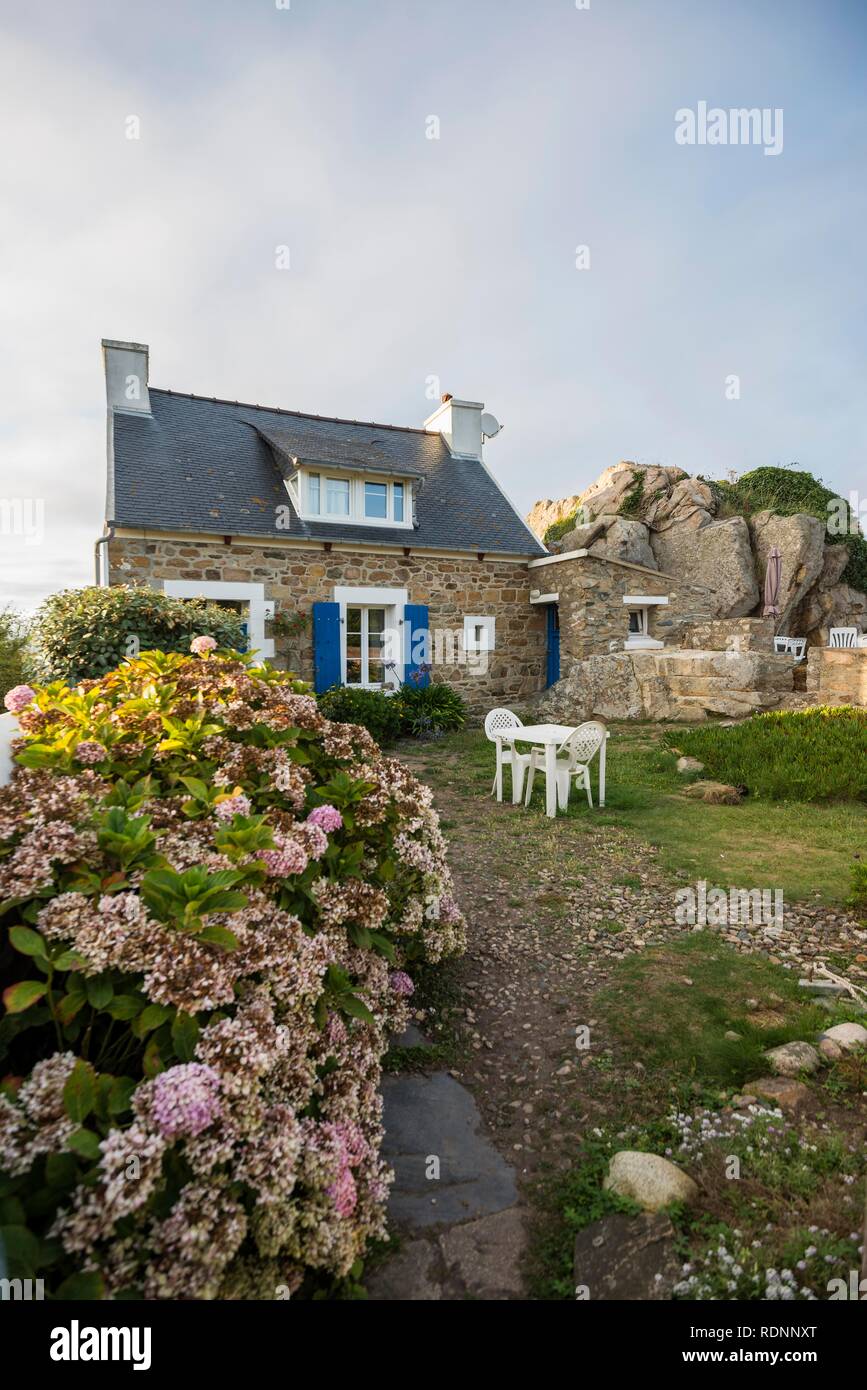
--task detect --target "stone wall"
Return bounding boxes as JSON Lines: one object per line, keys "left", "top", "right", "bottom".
{"left": 680, "top": 617, "right": 775, "bottom": 652}
{"left": 532, "top": 552, "right": 717, "bottom": 674}
{"left": 805, "top": 648, "right": 867, "bottom": 706}
{"left": 108, "top": 533, "right": 547, "bottom": 716}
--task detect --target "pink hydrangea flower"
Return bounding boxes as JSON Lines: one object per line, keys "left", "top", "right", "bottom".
{"left": 214, "top": 793, "right": 251, "bottom": 821}
{"left": 258, "top": 834, "right": 309, "bottom": 878}
{"left": 307, "top": 804, "right": 343, "bottom": 833}
{"left": 296, "top": 821, "right": 328, "bottom": 861}
{"left": 74, "top": 741, "right": 108, "bottom": 765}
{"left": 4, "top": 685, "right": 36, "bottom": 713}
{"left": 389, "top": 970, "right": 415, "bottom": 998}
{"left": 190, "top": 635, "right": 217, "bottom": 655}
{"left": 151, "top": 1063, "right": 222, "bottom": 1139}
{"left": 328, "top": 1163, "right": 357, "bottom": 1218}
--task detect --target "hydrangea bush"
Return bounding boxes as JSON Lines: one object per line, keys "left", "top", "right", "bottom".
{"left": 0, "top": 648, "right": 465, "bottom": 1299}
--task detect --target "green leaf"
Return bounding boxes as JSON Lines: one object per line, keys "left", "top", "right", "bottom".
{"left": 57, "top": 992, "right": 87, "bottom": 1025}
{"left": 2, "top": 980, "right": 48, "bottom": 1014}
{"left": 9, "top": 925, "right": 47, "bottom": 959}
{"left": 340, "top": 993, "right": 375, "bottom": 1026}
{"left": 56, "top": 1271, "right": 105, "bottom": 1300}
{"left": 107, "top": 1076, "right": 137, "bottom": 1116}
{"left": 0, "top": 1224, "right": 41, "bottom": 1276}
{"left": 179, "top": 775, "right": 209, "bottom": 800}
{"left": 171, "top": 1011, "right": 199, "bottom": 1062}
{"left": 142, "top": 1036, "right": 165, "bottom": 1078}
{"left": 52, "top": 949, "right": 88, "bottom": 971}
{"left": 85, "top": 975, "right": 114, "bottom": 1009}
{"left": 66, "top": 1128, "right": 102, "bottom": 1161}
{"left": 106, "top": 994, "right": 145, "bottom": 1021}
{"left": 62, "top": 1059, "right": 96, "bottom": 1123}
{"left": 368, "top": 931, "right": 397, "bottom": 963}
{"left": 133, "top": 1002, "right": 173, "bottom": 1037}
{"left": 45, "top": 1152, "right": 78, "bottom": 1189}
{"left": 197, "top": 923, "right": 239, "bottom": 950}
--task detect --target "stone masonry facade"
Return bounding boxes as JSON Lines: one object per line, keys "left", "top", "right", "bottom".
{"left": 535, "top": 552, "right": 717, "bottom": 676}
{"left": 108, "top": 533, "right": 547, "bottom": 716}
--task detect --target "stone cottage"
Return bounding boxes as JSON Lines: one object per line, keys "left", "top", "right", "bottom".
{"left": 97, "top": 340, "right": 712, "bottom": 715}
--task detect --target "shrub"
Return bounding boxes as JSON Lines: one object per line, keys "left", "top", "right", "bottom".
{"left": 543, "top": 510, "right": 580, "bottom": 546}
{"left": 30, "top": 586, "right": 247, "bottom": 684}
{"left": 701, "top": 466, "right": 867, "bottom": 593}
{"left": 397, "top": 682, "right": 467, "bottom": 738}
{"left": 317, "top": 686, "right": 403, "bottom": 745}
{"left": 0, "top": 608, "right": 30, "bottom": 703}
{"left": 664, "top": 707, "right": 867, "bottom": 802}
{"left": 0, "top": 650, "right": 465, "bottom": 1299}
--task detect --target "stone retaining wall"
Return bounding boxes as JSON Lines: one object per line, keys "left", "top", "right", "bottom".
{"left": 805, "top": 647, "right": 867, "bottom": 705}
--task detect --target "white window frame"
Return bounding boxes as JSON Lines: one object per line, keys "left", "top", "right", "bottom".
{"left": 463, "top": 614, "right": 496, "bottom": 655}
{"left": 162, "top": 580, "right": 274, "bottom": 659}
{"left": 299, "top": 468, "right": 413, "bottom": 528}
{"left": 344, "top": 605, "right": 389, "bottom": 689}
{"left": 333, "top": 585, "right": 407, "bottom": 691}
{"left": 627, "top": 607, "right": 648, "bottom": 637}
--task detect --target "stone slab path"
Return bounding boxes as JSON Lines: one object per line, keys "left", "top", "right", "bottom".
{"left": 366, "top": 1034, "right": 527, "bottom": 1300}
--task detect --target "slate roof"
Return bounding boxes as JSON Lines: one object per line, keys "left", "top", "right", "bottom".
{"left": 110, "top": 389, "right": 545, "bottom": 557}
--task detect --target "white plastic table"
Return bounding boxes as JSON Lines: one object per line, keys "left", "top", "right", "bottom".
{"left": 512, "top": 724, "right": 608, "bottom": 818}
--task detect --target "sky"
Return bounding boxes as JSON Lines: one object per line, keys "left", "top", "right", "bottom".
{"left": 1, "top": 0, "right": 865, "bottom": 612}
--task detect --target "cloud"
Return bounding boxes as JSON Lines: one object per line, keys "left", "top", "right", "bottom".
{"left": 0, "top": 0, "right": 864, "bottom": 613}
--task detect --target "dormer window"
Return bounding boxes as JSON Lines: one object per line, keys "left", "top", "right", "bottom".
{"left": 299, "top": 468, "right": 412, "bottom": 528}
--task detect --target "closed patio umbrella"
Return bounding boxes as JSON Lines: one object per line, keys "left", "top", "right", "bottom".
{"left": 762, "top": 546, "right": 783, "bottom": 618}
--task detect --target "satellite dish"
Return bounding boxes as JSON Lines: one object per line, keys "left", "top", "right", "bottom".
{"left": 480, "top": 412, "right": 502, "bottom": 439}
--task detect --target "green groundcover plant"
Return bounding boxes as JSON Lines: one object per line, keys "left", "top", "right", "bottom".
{"left": 30, "top": 586, "right": 247, "bottom": 684}
{"left": 0, "top": 645, "right": 465, "bottom": 1299}
{"left": 665, "top": 707, "right": 867, "bottom": 802}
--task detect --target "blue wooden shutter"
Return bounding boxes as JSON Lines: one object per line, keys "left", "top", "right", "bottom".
{"left": 403, "top": 604, "right": 431, "bottom": 687}
{"left": 313, "top": 602, "right": 341, "bottom": 693}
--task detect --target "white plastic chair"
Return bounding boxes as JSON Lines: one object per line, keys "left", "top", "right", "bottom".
{"left": 789, "top": 637, "right": 807, "bottom": 662}
{"left": 774, "top": 635, "right": 806, "bottom": 662}
{"left": 483, "top": 709, "right": 540, "bottom": 805}
{"left": 829, "top": 627, "right": 858, "bottom": 648}
{"left": 524, "top": 721, "right": 607, "bottom": 812}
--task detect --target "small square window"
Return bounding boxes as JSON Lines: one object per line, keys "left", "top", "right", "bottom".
{"left": 628, "top": 609, "right": 647, "bottom": 635}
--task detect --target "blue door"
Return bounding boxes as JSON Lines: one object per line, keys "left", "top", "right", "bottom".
{"left": 546, "top": 604, "right": 560, "bottom": 687}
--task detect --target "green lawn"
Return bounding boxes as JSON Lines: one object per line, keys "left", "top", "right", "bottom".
{"left": 415, "top": 723, "right": 864, "bottom": 906}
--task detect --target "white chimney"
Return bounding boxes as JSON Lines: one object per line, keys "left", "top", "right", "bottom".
{"left": 102, "top": 338, "right": 152, "bottom": 415}
{"left": 424, "top": 394, "right": 487, "bottom": 459}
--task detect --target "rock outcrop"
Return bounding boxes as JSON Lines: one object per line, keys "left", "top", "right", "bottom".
{"left": 527, "top": 461, "right": 866, "bottom": 644}
{"left": 533, "top": 646, "right": 794, "bottom": 724}
{"left": 651, "top": 516, "right": 759, "bottom": 617}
